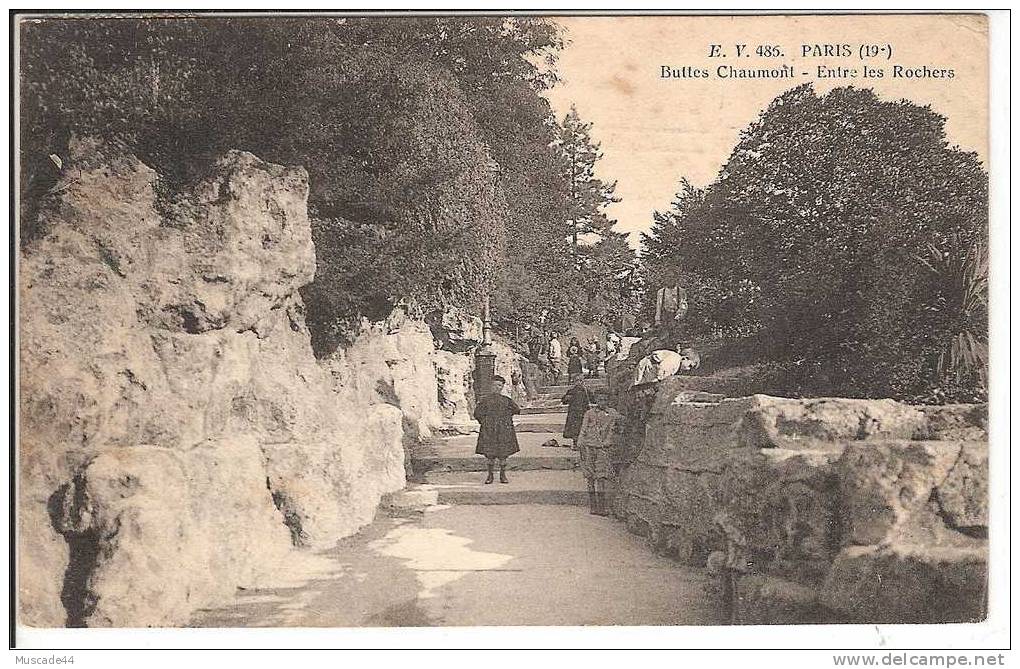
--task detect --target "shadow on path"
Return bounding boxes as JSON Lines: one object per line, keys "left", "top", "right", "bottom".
{"left": 190, "top": 504, "right": 723, "bottom": 627}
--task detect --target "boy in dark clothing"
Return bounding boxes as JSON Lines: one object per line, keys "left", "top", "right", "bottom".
{"left": 473, "top": 375, "right": 521, "bottom": 484}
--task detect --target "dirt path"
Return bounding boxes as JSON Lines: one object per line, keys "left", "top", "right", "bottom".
{"left": 190, "top": 503, "right": 723, "bottom": 627}
{"left": 191, "top": 378, "right": 723, "bottom": 627}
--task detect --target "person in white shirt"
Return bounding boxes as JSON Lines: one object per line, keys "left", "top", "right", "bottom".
{"left": 547, "top": 332, "right": 563, "bottom": 383}
{"left": 632, "top": 343, "right": 701, "bottom": 386}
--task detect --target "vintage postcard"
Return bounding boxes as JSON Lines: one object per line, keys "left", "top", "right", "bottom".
{"left": 11, "top": 9, "right": 1006, "bottom": 655}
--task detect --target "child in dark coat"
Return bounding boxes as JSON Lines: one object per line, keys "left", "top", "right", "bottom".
{"left": 473, "top": 375, "right": 521, "bottom": 484}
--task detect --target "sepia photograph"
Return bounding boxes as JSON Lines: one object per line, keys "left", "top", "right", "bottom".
{"left": 9, "top": 7, "right": 1008, "bottom": 657}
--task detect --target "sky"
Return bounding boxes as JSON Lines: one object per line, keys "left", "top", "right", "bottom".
{"left": 541, "top": 14, "right": 989, "bottom": 249}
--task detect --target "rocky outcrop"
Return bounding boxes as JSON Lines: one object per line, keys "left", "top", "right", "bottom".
{"left": 326, "top": 312, "right": 445, "bottom": 442}
{"left": 491, "top": 338, "right": 529, "bottom": 404}
{"left": 19, "top": 144, "right": 410, "bottom": 627}
{"left": 580, "top": 379, "right": 988, "bottom": 624}
{"left": 433, "top": 350, "right": 474, "bottom": 425}
{"left": 425, "top": 306, "right": 482, "bottom": 353}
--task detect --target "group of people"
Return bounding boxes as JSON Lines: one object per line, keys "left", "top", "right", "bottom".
{"left": 473, "top": 327, "right": 703, "bottom": 518}
{"left": 526, "top": 328, "right": 626, "bottom": 384}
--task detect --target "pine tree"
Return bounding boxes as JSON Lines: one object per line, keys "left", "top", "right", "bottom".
{"left": 554, "top": 105, "right": 637, "bottom": 326}
{"left": 556, "top": 106, "right": 620, "bottom": 251}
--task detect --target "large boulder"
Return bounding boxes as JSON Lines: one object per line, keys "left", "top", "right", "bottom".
{"left": 737, "top": 396, "right": 928, "bottom": 450}
{"left": 19, "top": 146, "right": 407, "bottom": 627}
{"left": 822, "top": 543, "right": 987, "bottom": 623}
{"left": 836, "top": 440, "right": 977, "bottom": 546}
{"left": 607, "top": 376, "right": 988, "bottom": 624}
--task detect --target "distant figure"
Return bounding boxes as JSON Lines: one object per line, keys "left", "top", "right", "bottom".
{"left": 566, "top": 337, "right": 584, "bottom": 383}
{"left": 561, "top": 379, "right": 591, "bottom": 450}
{"left": 605, "top": 332, "right": 620, "bottom": 360}
{"left": 632, "top": 343, "right": 701, "bottom": 386}
{"left": 527, "top": 328, "right": 547, "bottom": 363}
{"left": 473, "top": 375, "right": 521, "bottom": 484}
{"left": 547, "top": 331, "right": 563, "bottom": 383}
{"left": 585, "top": 340, "right": 602, "bottom": 378}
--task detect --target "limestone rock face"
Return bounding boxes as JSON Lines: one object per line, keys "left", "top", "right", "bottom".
{"left": 19, "top": 147, "right": 407, "bottom": 627}
{"left": 821, "top": 544, "right": 987, "bottom": 623}
{"left": 55, "top": 441, "right": 294, "bottom": 627}
{"left": 425, "top": 306, "right": 482, "bottom": 352}
{"left": 434, "top": 350, "right": 473, "bottom": 424}
{"left": 916, "top": 404, "right": 989, "bottom": 441}
{"left": 490, "top": 337, "right": 529, "bottom": 403}
{"left": 326, "top": 312, "right": 444, "bottom": 441}
{"left": 837, "top": 440, "right": 971, "bottom": 546}
{"left": 936, "top": 442, "right": 988, "bottom": 532}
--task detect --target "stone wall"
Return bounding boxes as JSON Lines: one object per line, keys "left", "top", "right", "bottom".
{"left": 17, "top": 144, "right": 441, "bottom": 627}
{"left": 577, "top": 377, "right": 988, "bottom": 624}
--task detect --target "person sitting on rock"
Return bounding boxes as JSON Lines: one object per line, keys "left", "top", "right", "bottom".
{"left": 632, "top": 342, "right": 701, "bottom": 386}
{"left": 561, "top": 378, "right": 591, "bottom": 450}
{"left": 473, "top": 375, "right": 521, "bottom": 484}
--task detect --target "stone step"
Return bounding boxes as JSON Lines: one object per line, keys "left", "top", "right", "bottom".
{"left": 422, "top": 470, "right": 589, "bottom": 506}
{"left": 514, "top": 411, "right": 566, "bottom": 424}
{"left": 540, "top": 382, "right": 606, "bottom": 395}
{"left": 527, "top": 398, "right": 566, "bottom": 409}
{"left": 412, "top": 455, "right": 578, "bottom": 473}
{"left": 380, "top": 488, "right": 440, "bottom": 513}
{"left": 412, "top": 432, "right": 577, "bottom": 475}
{"left": 521, "top": 405, "right": 567, "bottom": 415}
{"left": 514, "top": 422, "right": 564, "bottom": 434}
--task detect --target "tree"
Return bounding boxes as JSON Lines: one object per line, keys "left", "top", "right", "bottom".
{"left": 642, "top": 84, "right": 987, "bottom": 401}
{"left": 556, "top": 106, "right": 620, "bottom": 250}
{"left": 551, "top": 105, "right": 637, "bottom": 327}
{"left": 327, "top": 18, "right": 577, "bottom": 332}
{"left": 19, "top": 17, "right": 635, "bottom": 349}
{"left": 642, "top": 178, "right": 704, "bottom": 289}
{"left": 19, "top": 17, "right": 527, "bottom": 353}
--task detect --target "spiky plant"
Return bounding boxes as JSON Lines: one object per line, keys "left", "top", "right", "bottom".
{"left": 915, "top": 233, "right": 988, "bottom": 392}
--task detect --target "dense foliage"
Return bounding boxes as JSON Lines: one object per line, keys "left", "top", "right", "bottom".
{"left": 642, "top": 85, "right": 987, "bottom": 402}
{"left": 20, "top": 16, "right": 636, "bottom": 353}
